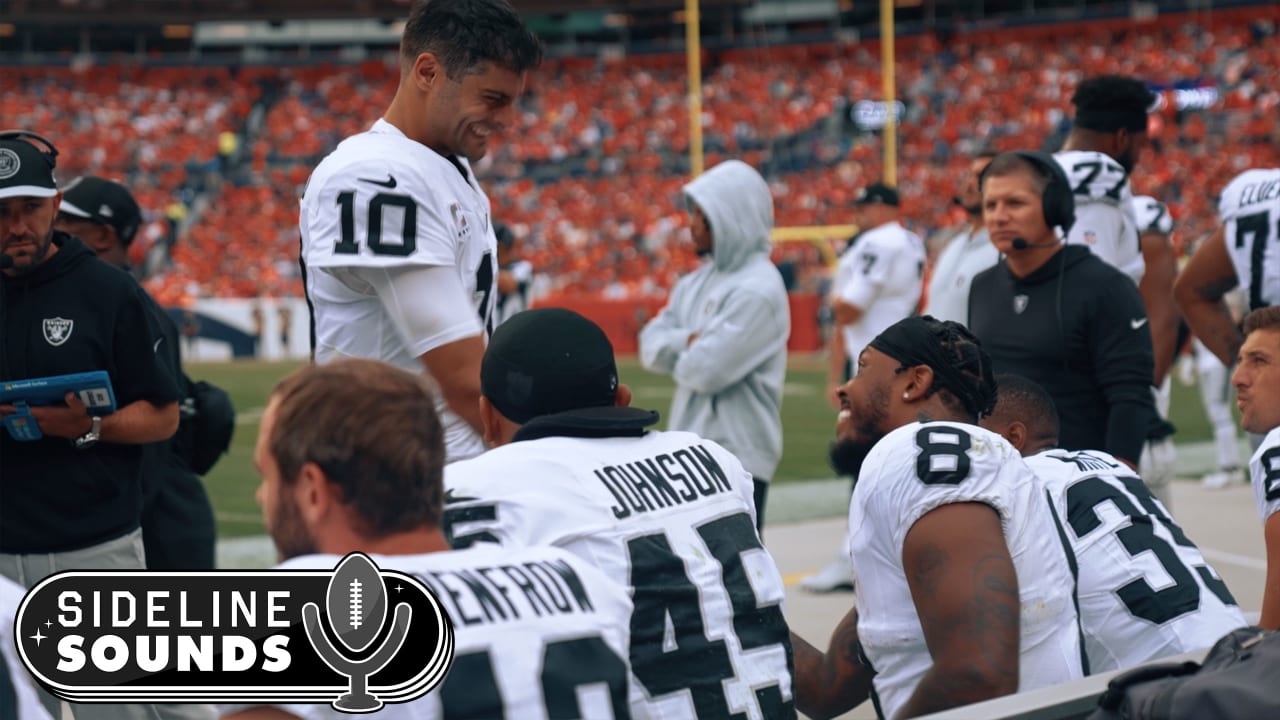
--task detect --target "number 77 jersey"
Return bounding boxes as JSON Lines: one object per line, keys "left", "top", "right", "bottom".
{"left": 1026, "top": 448, "right": 1246, "bottom": 673}
{"left": 444, "top": 430, "right": 796, "bottom": 720}
{"left": 1219, "top": 168, "right": 1280, "bottom": 312}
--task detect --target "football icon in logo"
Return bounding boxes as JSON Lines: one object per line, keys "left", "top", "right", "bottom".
{"left": 326, "top": 553, "right": 388, "bottom": 653}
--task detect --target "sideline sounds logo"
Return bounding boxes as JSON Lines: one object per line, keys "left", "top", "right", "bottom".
{"left": 15, "top": 553, "right": 455, "bottom": 712}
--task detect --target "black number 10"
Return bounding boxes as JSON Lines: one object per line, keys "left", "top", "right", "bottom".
{"left": 335, "top": 191, "right": 417, "bottom": 256}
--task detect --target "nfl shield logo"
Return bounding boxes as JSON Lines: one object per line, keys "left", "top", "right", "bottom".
{"left": 1013, "top": 295, "right": 1029, "bottom": 314}
{"left": 43, "top": 317, "right": 73, "bottom": 346}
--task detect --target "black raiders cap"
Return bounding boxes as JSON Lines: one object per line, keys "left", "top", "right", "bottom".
{"left": 0, "top": 135, "right": 58, "bottom": 200}
{"left": 60, "top": 176, "right": 143, "bottom": 246}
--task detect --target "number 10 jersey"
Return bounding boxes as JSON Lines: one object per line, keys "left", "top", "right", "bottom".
{"left": 300, "top": 118, "right": 496, "bottom": 462}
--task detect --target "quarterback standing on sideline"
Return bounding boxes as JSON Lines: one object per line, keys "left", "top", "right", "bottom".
{"left": 298, "top": 0, "right": 542, "bottom": 461}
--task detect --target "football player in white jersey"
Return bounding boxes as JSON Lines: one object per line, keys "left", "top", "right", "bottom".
{"left": 222, "top": 359, "right": 637, "bottom": 720}
{"left": 1, "top": 576, "right": 55, "bottom": 720}
{"left": 1054, "top": 75, "right": 1155, "bottom": 285}
{"left": 445, "top": 308, "right": 796, "bottom": 720}
{"left": 981, "top": 374, "right": 1246, "bottom": 673}
{"left": 1231, "top": 306, "right": 1280, "bottom": 630}
{"left": 793, "top": 316, "right": 1083, "bottom": 720}
{"left": 809, "top": 182, "right": 925, "bottom": 594}
{"left": 1176, "top": 168, "right": 1280, "bottom": 366}
{"left": 298, "top": 0, "right": 542, "bottom": 462}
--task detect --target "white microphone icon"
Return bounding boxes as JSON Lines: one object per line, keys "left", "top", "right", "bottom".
{"left": 304, "top": 552, "right": 413, "bottom": 712}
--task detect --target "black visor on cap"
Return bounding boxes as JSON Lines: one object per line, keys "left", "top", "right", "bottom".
{"left": 481, "top": 308, "right": 620, "bottom": 424}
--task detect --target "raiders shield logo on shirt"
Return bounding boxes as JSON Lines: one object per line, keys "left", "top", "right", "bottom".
{"left": 43, "top": 317, "right": 73, "bottom": 346}
{"left": 1013, "top": 295, "right": 1029, "bottom": 314}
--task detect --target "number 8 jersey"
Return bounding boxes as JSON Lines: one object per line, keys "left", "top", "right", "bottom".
{"left": 1219, "top": 168, "right": 1280, "bottom": 312}
{"left": 1026, "top": 448, "right": 1245, "bottom": 673}
{"left": 848, "top": 422, "right": 1084, "bottom": 719}
{"left": 300, "top": 118, "right": 496, "bottom": 461}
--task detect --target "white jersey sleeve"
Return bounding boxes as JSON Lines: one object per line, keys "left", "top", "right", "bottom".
{"left": 848, "top": 422, "right": 1083, "bottom": 719}
{"left": 1055, "top": 150, "right": 1144, "bottom": 283}
{"left": 1250, "top": 427, "right": 1280, "bottom": 523}
{"left": 0, "top": 578, "right": 56, "bottom": 720}
{"left": 226, "top": 545, "right": 635, "bottom": 720}
{"left": 444, "top": 430, "right": 793, "bottom": 720}
{"left": 1026, "top": 449, "right": 1246, "bottom": 673}
{"left": 1132, "top": 195, "right": 1173, "bottom": 236}
{"left": 1219, "top": 168, "right": 1280, "bottom": 311}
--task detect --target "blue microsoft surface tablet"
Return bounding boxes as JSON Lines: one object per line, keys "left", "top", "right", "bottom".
{"left": 0, "top": 371, "right": 116, "bottom": 441}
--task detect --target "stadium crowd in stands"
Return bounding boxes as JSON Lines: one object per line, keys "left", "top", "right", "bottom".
{"left": 4, "top": 14, "right": 1277, "bottom": 306}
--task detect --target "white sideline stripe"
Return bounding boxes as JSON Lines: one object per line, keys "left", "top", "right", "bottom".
{"left": 1199, "top": 547, "right": 1268, "bottom": 572}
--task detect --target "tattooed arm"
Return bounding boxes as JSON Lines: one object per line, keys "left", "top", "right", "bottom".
{"left": 1174, "top": 226, "right": 1243, "bottom": 367}
{"left": 895, "top": 502, "right": 1020, "bottom": 719}
{"left": 790, "top": 608, "right": 875, "bottom": 719}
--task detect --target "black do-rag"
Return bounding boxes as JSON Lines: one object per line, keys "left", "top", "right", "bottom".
{"left": 481, "top": 308, "right": 620, "bottom": 424}
{"left": 868, "top": 316, "right": 998, "bottom": 419}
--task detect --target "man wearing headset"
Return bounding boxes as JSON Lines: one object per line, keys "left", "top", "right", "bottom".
{"left": 0, "top": 132, "right": 179, "bottom": 596}
{"left": 968, "top": 151, "right": 1156, "bottom": 471}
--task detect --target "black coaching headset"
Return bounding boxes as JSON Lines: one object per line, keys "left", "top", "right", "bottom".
{"left": 978, "top": 150, "right": 1076, "bottom": 241}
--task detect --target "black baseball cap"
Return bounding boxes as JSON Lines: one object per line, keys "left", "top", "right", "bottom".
{"left": 0, "top": 136, "right": 57, "bottom": 201}
{"left": 59, "top": 176, "right": 143, "bottom": 246}
{"left": 481, "top": 308, "right": 624, "bottom": 424}
{"left": 854, "top": 182, "right": 900, "bottom": 207}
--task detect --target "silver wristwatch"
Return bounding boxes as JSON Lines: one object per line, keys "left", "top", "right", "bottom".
{"left": 74, "top": 416, "right": 101, "bottom": 450}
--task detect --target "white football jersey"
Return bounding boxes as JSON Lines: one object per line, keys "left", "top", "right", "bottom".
{"left": 833, "top": 221, "right": 926, "bottom": 359}
{"left": 1132, "top": 195, "right": 1173, "bottom": 236}
{"left": 1055, "top": 150, "right": 1144, "bottom": 283}
{"left": 848, "top": 422, "right": 1083, "bottom": 718}
{"left": 300, "top": 118, "right": 496, "bottom": 461}
{"left": 1219, "top": 168, "right": 1280, "bottom": 311}
{"left": 1026, "top": 448, "right": 1246, "bottom": 673}
{"left": 1250, "top": 427, "right": 1280, "bottom": 524}
{"left": 226, "top": 545, "right": 635, "bottom": 720}
{"left": 444, "top": 431, "right": 794, "bottom": 720}
{"left": 0, "top": 577, "right": 56, "bottom": 720}
{"left": 923, "top": 225, "right": 997, "bottom": 325}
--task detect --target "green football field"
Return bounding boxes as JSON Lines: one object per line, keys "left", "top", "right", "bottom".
{"left": 193, "top": 356, "right": 1228, "bottom": 539}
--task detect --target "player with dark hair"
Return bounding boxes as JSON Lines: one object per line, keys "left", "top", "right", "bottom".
{"left": 981, "top": 374, "right": 1245, "bottom": 673}
{"left": 223, "top": 359, "right": 638, "bottom": 720}
{"left": 792, "top": 316, "right": 1084, "bottom": 720}
{"left": 299, "top": 0, "right": 543, "bottom": 462}
{"left": 1231, "top": 306, "right": 1280, "bottom": 629}
{"left": 969, "top": 151, "right": 1157, "bottom": 476}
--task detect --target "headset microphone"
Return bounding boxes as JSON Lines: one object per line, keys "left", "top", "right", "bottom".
{"left": 0, "top": 253, "right": 13, "bottom": 270}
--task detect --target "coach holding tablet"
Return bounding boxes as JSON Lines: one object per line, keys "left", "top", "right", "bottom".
{"left": 0, "top": 131, "right": 179, "bottom": 593}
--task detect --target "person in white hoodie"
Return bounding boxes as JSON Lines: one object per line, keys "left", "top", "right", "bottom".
{"left": 639, "top": 159, "right": 790, "bottom": 531}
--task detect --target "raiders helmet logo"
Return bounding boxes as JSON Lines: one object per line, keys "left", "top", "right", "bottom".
{"left": 43, "top": 317, "right": 74, "bottom": 346}
{"left": 0, "top": 148, "right": 19, "bottom": 180}
{"left": 1013, "top": 295, "right": 1029, "bottom": 314}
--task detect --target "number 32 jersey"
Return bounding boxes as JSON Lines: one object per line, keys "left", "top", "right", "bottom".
{"left": 1219, "top": 168, "right": 1280, "bottom": 311}
{"left": 444, "top": 430, "right": 795, "bottom": 720}
{"left": 300, "top": 118, "right": 496, "bottom": 461}
{"left": 848, "top": 422, "right": 1083, "bottom": 719}
{"left": 1026, "top": 448, "right": 1245, "bottom": 674}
